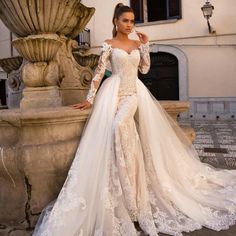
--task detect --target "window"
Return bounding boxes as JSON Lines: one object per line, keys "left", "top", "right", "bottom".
{"left": 130, "top": 0, "right": 181, "bottom": 24}
{"left": 0, "top": 79, "right": 7, "bottom": 107}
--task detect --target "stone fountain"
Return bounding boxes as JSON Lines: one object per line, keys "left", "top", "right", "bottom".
{"left": 0, "top": 1, "right": 95, "bottom": 235}
{"left": 0, "top": 56, "right": 24, "bottom": 108}
{"left": 0, "top": 1, "right": 195, "bottom": 235}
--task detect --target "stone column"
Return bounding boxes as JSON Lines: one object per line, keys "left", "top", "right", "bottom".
{"left": 12, "top": 34, "right": 63, "bottom": 109}
{"left": 0, "top": 0, "right": 95, "bottom": 109}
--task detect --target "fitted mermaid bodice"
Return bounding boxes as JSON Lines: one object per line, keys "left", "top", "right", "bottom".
{"left": 86, "top": 41, "right": 150, "bottom": 104}
{"left": 111, "top": 48, "right": 140, "bottom": 96}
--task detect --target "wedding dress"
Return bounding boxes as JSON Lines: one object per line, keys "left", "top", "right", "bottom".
{"left": 33, "top": 42, "right": 236, "bottom": 236}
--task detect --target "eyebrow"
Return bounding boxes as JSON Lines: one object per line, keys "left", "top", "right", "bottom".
{"left": 122, "top": 17, "right": 135, "bottom": 21}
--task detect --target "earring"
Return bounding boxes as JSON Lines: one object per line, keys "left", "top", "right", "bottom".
{"left": 116, "top": 25, "right": 118, "bottom": 31}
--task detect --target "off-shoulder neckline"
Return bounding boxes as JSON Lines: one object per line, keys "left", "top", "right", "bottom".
{"left": 103, "top": 41, "right": 141, "bottom": 55}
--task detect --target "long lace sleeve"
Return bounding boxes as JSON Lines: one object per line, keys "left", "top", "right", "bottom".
{"left": 138, "top": 42, "right": 151, "bottom": 74}
{"left": 86, "top": 42, "right": 112, "bottom": 104}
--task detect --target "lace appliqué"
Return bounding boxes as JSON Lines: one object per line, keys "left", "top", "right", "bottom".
{"left": 86, "top": 42, "right": 112, "bottom": 104}
{"left": 138, "top": 42, "right": 151, "bottom": 74}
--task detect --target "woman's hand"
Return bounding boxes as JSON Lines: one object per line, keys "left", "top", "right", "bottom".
{"left": 135, "top": 30, "right": 149, "bottom": 44}
{"left": 71, "top": 100, "right": 92, "bottom": 110}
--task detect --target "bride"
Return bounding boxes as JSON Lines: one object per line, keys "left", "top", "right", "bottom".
{"left": 33, "top": 3, "right": 236, "bottom": 236}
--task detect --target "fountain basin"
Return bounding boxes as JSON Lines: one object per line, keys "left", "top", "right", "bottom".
{"left": 12, "top": 35, "right": 62, "bottom": 63}
{"left": 0, "top": 56, "right": 23, "bottom": 74}
{"left": 0, "top": 1, "right": 95, "bottom": 38}
{"left": 72, "top": 52, "right": 99, "bottom": 69}
{"left": 0, "top": 106, "right": 89, "bottom": 234}
{"left": 0, "top": 101, "right": 194, "bottom": 235}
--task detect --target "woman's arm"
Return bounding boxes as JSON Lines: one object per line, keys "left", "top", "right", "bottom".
{"left": 138, "top": 42, "right": 150, "bottom": 74}
{"left": 135, "top": 31, "right": 151, "bottom": 74}
{"left": 72, "top": 41, "right": 112, "bottom": 109}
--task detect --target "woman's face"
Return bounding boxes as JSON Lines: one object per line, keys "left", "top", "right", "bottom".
{"left": 116, "top": 12, "right": 135, "bottom": 35}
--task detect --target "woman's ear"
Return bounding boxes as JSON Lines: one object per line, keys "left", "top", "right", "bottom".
{"left": 114, "top": 18, "right": 117, "bottom": 26}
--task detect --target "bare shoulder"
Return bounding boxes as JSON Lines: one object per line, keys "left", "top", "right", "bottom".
{"left": 104, "top": 39, "right": 114, "bottom": 46}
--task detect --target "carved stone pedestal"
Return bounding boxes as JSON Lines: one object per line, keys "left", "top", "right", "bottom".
{"left": 0, "top": 107, "right": 89, "bottom": 235}
{"left": 20, "top": 86, "right": 62, "bottom": 110}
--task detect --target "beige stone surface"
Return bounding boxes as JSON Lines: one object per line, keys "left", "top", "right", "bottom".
{"left": 0, "top": 1, "right": 95, "bottom": 110}
{"left": 0, "top": 1, "right": 95, "bottom": 38}
{"left": 0, "top": 107, "right": 90, "bottom": 235}
{"left": 0, "top": 56, "right": 23, "bottom": 74}
{"left": 0, "top": 101, "right": 193, "bottom": 233}
{"left": 9, "top": 36, "right": 95, "bottom": 108}
{"left": 20, "top": 86, "right": 62, "bottom": 110}
{"left": 73, "top": 52, "right": 100, "bottom": 70}
{"left": 159, "top": 100, "right": 190, "bottom": 120}
{"left": 56, "top": 38, "right": 94, "bottom": 105}
{"left": 22, "top": 61, "right": 59, "bottom": 87}
{"left": 12, "top": 35, "right": 62, "bottom": 63}
{"left": 0, "top": 56, "right": 24, "bottom": 108}
{"left": 0, "top": 101, "right": 194, "bottom": 235}
{"left": 159, "top": 100, "right": 196, "bottom": 142}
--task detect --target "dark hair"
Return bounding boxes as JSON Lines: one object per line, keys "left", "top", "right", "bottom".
{"left": 112, "top": 3, "right": 134, "bottom": 37}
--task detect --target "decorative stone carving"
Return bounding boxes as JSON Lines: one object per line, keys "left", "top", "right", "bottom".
{"left": 0, "top": 1, "right": 95, "bottom": 109}
{"left": 73, "top": 52, "right": 99, "bottom": 70}
{"left": 7, "top": 70, "right": 22, "bottom": 92}
{"left": 62, "top": 3, "right": 96, "bottom": 39}
{"left": 0, "top": 56, "right": 23, "bottom": 74}
{"left": 0, "top": 1, "right": 95, "bottom": 38}
{"left": 0, "top": 107, "right": 90, "bottom": 235}
{"left": 0, "top": 2, "right": 197, "bottom": 236}
{"left": 0, "top": 101, "right": 195, "bottom": 235}
{"left": 22, "top": 61, "right": 59, "bottom": 87}
{"left": 0, "top": 1, "right": 97, "bottom": 235}
{"left": 10, "top": 34, "right": 62, "bottom": 109}
{"left": 12, "top": 34, "right": 62, "bottom": 63}
{"left": 55, "top": 38, "right": 94, "bottom": 105}
{"left": 0, "top": 56, "right": 24, "bottom": 91}
{"left": 0, "top": 56, "right": 24, "bottom": 108}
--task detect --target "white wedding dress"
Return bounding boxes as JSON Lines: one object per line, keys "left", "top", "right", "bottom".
{"left": 33, "top": 42, "right": 236, "bottom": 236}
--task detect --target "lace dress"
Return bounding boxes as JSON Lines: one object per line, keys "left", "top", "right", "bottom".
{"left": 33, "top": 42, "right": 236, "bottom": 236}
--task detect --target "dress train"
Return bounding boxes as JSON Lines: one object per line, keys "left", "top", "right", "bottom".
{"left": 33, "top": 76, "right": 236, "bottom": 236}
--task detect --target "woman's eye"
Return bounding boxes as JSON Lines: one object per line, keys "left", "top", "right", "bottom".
{"left": 122, "top": 19, "right": 135, "bottom": 24}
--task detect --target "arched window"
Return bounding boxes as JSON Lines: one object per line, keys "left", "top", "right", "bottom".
{"left": 130, "top": 0, "right": 181, "bottom": 24}
{"left": 139, "top": 52, "right": 179, "bottom": 100}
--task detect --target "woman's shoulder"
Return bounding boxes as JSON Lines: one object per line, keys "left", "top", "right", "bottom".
{"left": 101, "top": 39, "right": 113, "bottom": 52}
{"left": 104, "top": 39, "right": 114, "bottom": 46}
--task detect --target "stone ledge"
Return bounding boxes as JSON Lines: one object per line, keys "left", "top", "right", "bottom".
{"left": 159, "top": 100, "right": 190, "bottom": 120}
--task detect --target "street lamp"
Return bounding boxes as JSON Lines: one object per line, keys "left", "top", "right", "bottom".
{"left": 201, "top": 1, "right": 215, "bottom": 33}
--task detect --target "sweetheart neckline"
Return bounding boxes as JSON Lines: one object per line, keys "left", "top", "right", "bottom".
{"left": 112, "top": 47, "right": 139, "bottom": 55}
{"left": 103, "top": 42, "right": 140, "bottom": 55}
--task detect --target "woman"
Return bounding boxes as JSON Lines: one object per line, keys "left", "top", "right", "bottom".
{"left": 33, "top": 3, "right": 236, "bottom": 236}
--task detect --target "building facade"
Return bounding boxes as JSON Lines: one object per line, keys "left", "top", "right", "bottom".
{"left": 82, "top": 0, "right": 236, "bottom": 120}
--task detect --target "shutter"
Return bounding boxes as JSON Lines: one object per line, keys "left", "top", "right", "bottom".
{"left": 168, "top": 0, "right": 181, "bottom": 19}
